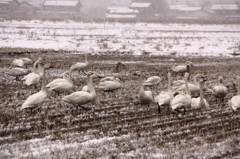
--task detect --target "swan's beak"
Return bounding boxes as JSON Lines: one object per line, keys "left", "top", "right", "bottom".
{"left": 134, "top": 72, "right": 139, "bottom": 76}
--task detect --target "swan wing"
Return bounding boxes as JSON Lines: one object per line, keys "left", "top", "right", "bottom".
{"left": 171, "top": 94, "right": 191, "bottom": 110}
{"left": 49, "top": 82, "right": 72, "bottom": 92}
{"left": 21, "top": 91, "right": 47, "bottom": 109}
{"left": 144, "top": 76, "right": 161, "bottom": 86}
{"left": 74, "top": 62, "right": 87, "bottom": 70}
{"left": 229, "top": 95, "right": 240, "bottom": 111}
{"left": 171, "top": 65, "right": 186, "bottom": 73}
{"left": 62, "top": 91, "right": 95, "bottom": 105}
{"left": 46, "top": 79, "right": 68, "bottom": 88}
{"left": 157, "top": 91, "right": 174, "bottom": 106}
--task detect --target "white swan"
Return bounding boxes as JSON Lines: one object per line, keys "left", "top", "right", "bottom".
{"left": 96, "top": 73, "right": 122, "bottom": 92}
{"left": 11, "top": 58, "right": 24, "bottom": 68}
{"left": 191, "top": 77, "right": 209, "bottom": 109}
{"left": 22, "top": 58, "right": 33, "bottom": 65}
{"left": 228, "top": 76, "right": 240, "bottom": 112}
{"left": 155, "top": 72, "right": 174, "bottom": 113}
{"left": 62, "top": 72, "right": 100, "bottom": 110}
{"left": 134, "top": 71, "right": 153, "bottom": 107}
{"left": 49, "top": 65, "right": 76, "bottom": 95}
{"left": 143, "top": 76, "right": 161, "bottom": 87}
{"left": 100, "top": 62, "right": 125, "bottom": 82}
{"left": 46, "top": 71, "right": 69, "bottom": 88}
{"left": 21, "top": 64, "right": 52, "bottom": 113}
{"left": 21, "top": 57, "right": 44, "bottom": 87}
{"left": 82, "top": 72, "right": 94, "bottom": 92}
{"left": 212, "top": 76, "right": 228, "bottom": 103}
{"left": 172, "top": 74, "right": 202, "bottom": 95}
{"left": 171, "top": 73, "right": 191, "bottom": 114}
{"left": 171, "top": 61, "right": 193, "bottom": 75}
{"left": 5, "top": 67, "right": 30, "bottom": 81}
{"left": 74, "top": 52, "right": 90, "bottom": 74}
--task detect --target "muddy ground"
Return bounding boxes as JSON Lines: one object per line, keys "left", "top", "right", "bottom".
{"left": 0, "top": 50, "right": 240, "bottom": 158}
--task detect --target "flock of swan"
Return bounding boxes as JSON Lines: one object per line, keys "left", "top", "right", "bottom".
{"left": 5, "top": 55, "right": 240, "bottom": 114}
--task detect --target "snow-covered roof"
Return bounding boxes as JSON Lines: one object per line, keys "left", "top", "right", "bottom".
{"left": 108, "top": 7, "right": 139, "bottom": 14}
{"left": 129, "top": 2, "right": 151, "bottom": 8}
{"left": 169, "top": 4, "right": 188, "bottom": 10}
{"left": 44, "top": 0, "right": 79, "bottom": 6}
{"left": 179, "top": 7, "right": 201, "bottom": 12}
{"left": 0, "top": 0, "right": 17, "bottom": 4}
{"left": 211, "top": 4, "right": 239, "bottom": 10}
{"left": 106, "top": 14, "right": 136, "bottom": 19}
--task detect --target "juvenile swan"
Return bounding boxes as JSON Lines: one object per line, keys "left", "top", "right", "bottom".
{"left": 62, "top": 72, "right": 100, "bottom": 111}
{"left": 171, "top": 73, "right": 191, "bottom": 114}
{"left": 228, "top": 76, "right": 240, "bottom": 112}
{"left": 134, "top": 71, "right": 153, "bottom": 107}
{"left": 21, "top": 64, "right": 52, "bottom": 113}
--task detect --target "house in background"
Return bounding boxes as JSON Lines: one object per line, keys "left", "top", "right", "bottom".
{"left": 0, "top": 0, "right": 19, "bottom": 12}
{"left": 18, "top": 1, "right": 40, "bottom": 15}
{"left": 129, "top": 2, "right": 153, "bottom": 19}
{"left": 106, "top": 6, "right": 138, "bottom": 19}
{"left": 211, "top": 4, "right": 239, "bottom": 15}
{"left": 41, "top": 0, "right": 82, "bottom": 14}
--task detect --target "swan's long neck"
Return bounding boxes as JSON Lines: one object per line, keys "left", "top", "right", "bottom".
{"left": 41, "top": 67, "right": 47, "bottom": 92}
{"left": 88, "top": 75, "right": 96, "bottom": 95}
{"left": 85, "top": 53, "right": 88, "bottom": 65}
{"left": 199, "top": 81, "right": 204, "bottom": 108}
{"left": 185, "top": 75, "right": 191, "bottom": 96}
{"left": 237, "top": 77, "right": 240, "bottom": 95}
{"left": 32, "top": 60, "right": 39, "bottom": 74}
{"left": 194, "top": 74, "right": 200, "bottom": 86}
{"left": 167, "top": 73, "right": 172, "bottom": 92}
{"left": 63, "top": 72, "right": 68, "bottom": 80}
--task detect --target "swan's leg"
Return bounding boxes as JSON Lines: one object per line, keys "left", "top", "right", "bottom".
{"left": 16, "top": 77, "right": 19, "bottom": 81}
{"left": 78, "top": 105, "right": 91, "bottom": 111}
{"left": 222, "top": 98, "right": 224, "bottom": 104}
{"left": 82, "top": 70, "right": 87, "bottom": 75}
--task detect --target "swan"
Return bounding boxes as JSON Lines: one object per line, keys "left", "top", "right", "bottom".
{"left": 212, "top": 76, "right": 228, "bottom": 103}
{"left": 11, "top": 58, "right": 24, "bottom": 68}
{"left": 171, "top": 61, "right": 193, "bottom": 75}
{"left": 21, "top": 57, "right": 44, "bottom": 87}
{"left": 49, "top": 65, "right": 76, "bottom": 95}
{"left": 21, "top": 64, "right": 52, "bottom": 113}
{"left": 22, "top": 58, "right": 33, "bottom": 65}
{"left": 172, "top": 74, "right": 202, "bottom": 95}
{"left": 191, "top": 77, "right": 209, "bottom": 109}
{"left": 62, "top": 72, "right": 101, "bottom": 111}
{"left": 5, "top": 67, "right": 31, "bottom": 81}
{"left": 100, "top": 62, "right": 125, "bottom": 82}
{"left": 96, "top": 73, "right": 122, "bottom": 92}
{"left": 143, "top": 76, "right": 161, "bottom": 87}
{"left": 155, "top": 72, "right": 174, "bottom": 113}
{"left": 46, "top": 71, "right": 69, "bottom": 88}
{"left": 74, "top": 52, "right": 90, "bottom": 74}
{"left": 134, "top": 71, "right": 153, "bottom": 107}
{"left": 171, "top": 72, "right": 191, "bottom": 114}
{"left": 82, "top": 72, "right": 94, "bottom": 92}
{"left": 228, "top": 76, "right": 240, "bottom": 112}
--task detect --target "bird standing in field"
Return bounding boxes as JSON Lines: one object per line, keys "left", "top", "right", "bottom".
{"left": 212, "top": 76, "right": 228, "bottom": 104}
{"left": 62, "top": 72, "right": 101, "bottom": 111}
{"left": 21, "top": 64, "right": 52, "bottom": 113}
{"left": 134, "top": 71, "right": 153, "bottom": 107}
{"left": 73, "top": 52, "right": 90, "bottom": 74}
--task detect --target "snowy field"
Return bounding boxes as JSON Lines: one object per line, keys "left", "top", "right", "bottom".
{"left": 0, "top": 20, "right": 240, "bottom": 158}
{"left": 0, "top": 20, "right": 240, "bottom": 56}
